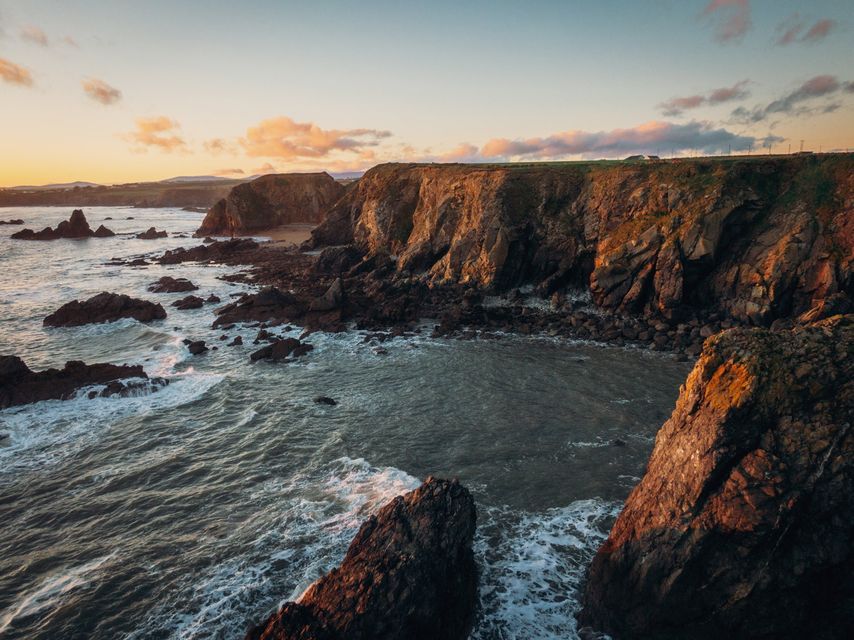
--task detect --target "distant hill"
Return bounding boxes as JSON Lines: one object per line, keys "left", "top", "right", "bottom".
{"left": 7, "top": 181, "right": 102, "bottom": 192}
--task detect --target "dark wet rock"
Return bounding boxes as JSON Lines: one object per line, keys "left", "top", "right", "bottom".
{"left": 159, "top": 238, "right": 259, "bottom": 265}
{"left": 245, "top": 477, "right": 477, "bottom": 640}
{"left": 137, "top": 227, "right": 168, "bottom": 239}
{"left": 0, "top": 219, "right": 25, "bottom": 225}
{"left": 11, "top": 210, "right": 114, "bottom": 240}
{"left": 148, "top": 276, "right": 198, "bottom": 293}
{"left": 227, "top": 336, "right": 243, "bottom": 347}
{"left": 187, "top": 340, "right": 208, "bottom": 355}
{"left": 203, "top": 236, "right": 215, "bottom": 243}
{"left": 611, "top": 438, "right": 627, "bottom": 447}
{"left": 172, "top": 295, "right": 205, "bottom": 310}
{"left": 0, "top": 355, "right": 164, "bottom": 409}
{"left": 579, "top": 315, "right": 854, "bottom": 640}
{"left": 214, "top": 287, "right": 305, "bottom": 328}
{"left": 313, "top": 396, "right": 337, "bottom": 406}
{"left": 309, "top": 278, "right": 345, "bottom": 312}
{"left": 250, "top": 338, "right": 313, "bottom": 362}
{"left": 206, "top": 294, "right": 221, "bottom": 304}
{"left": 44, "top": 292, "right": 166, "bottom": 327}
{"left": 314, "top": 245, "right": 364, "bottom": 274}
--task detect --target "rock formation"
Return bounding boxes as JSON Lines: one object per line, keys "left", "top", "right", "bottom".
{"left": 309, "top": 156, "right": 853, "bottom": 327}
{"left": 0, "top": 356, "right": 166, "bottom": 409}
{"left": 245, "top": 477, "right": 477, "bottom": 640}
{"left": 578, "top": 315, "right": 853, "bottom": 639}
{"left": 148, "top": 276, "right": 198, "bottom": 293}
{"left": 0, "top": 219, "right": 24, "bottom": 225}
{"left": 11, "top": 209, "right": 115, "bottom": 240}
{"left": 136, "top": 227, "right": 168, "bottom": 239}
{"left": 249, "top": 338, "right": 313, "bottom": 362}
{"left": 195, "top": 173, "right": 345, "bottom": 237}
{"left": 44, "top": 292, "right": 166, "bottom": 326}
{"left": 172, "top": 295, "right": 204, "bottom": 310}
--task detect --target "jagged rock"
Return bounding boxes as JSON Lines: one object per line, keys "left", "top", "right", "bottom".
{"left": 0, "top": 219, "right": 24, "bottom": 225}
{"left": 11, "top": 210, "right": 114, "bottom": 240}
{"left": 579, "top": 315, "right": 854, "bottom": 640}
{"left": 44, "top": 292, "right": 166, "bottom": 327}
{"left": 310, "top": 278, "right": 345, "bottom": 312}
{"left": 0, "top": 355, "right": 165, "bottom": 409}
{"left": 314, "top": 245, "right": 364, "bottom": 274}
{"left": 214, "top": 287, "right": 305, "bottom": 328}
{"left": 227, "top": 336, "right": 243, "bottom": 346}
{"left": 159, "top": 238, "right": 259, "bottom": 265}
{"left": 250, "top": 338, "right": 312, "bottom": 362}
{"left": 187, "top": 340, "right": 208, "bottom": 355}
{"left": 245, "top": 477, "right": 477, "bottom": 640}
{"left": 313, "top": 396, "right": 337, "bottom": 405}
{"left": 195, "top": 173, "right": 345, "bottom": 236}
{"left": 148, "top": 276, "right": 199, "bottom": 293}
{"left": 137, "top": 227, "right": 168, "bottom": 239}
{"left": 172, "top": 295, "right": 205, "bottom": 310}
{"left": 206, "top": 294, "right": 221, "bottom": 304}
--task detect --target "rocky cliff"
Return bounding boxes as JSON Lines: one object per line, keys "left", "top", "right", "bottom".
{"left": 246, "top": 477, "right": 477, "bottom": 640}
{"left": 310, "top": 156, "right": 853, "bottom": 326}
{"left": 196, "top": 173, "right": 345, "bottom": 237}
{"left": 578, "top": 315, "right": 853, "bottom": 639}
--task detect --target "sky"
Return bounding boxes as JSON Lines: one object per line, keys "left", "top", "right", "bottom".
{"left": 0, "top": 0, "right": 852, "bottom": 186}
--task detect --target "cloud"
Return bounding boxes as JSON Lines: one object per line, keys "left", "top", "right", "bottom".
{"left": 251, "top": 162, "right": 278, "bottom": 174}
{"left": 659, "top": 80, "right": 750, "bottom": 115}
{"left": 732, "top": 74, "right": 848, "bottom": 123}
{"left": 0, "top": 57, "right": 33, "bottom": 86}
{"left": 203, "top": 138, "right": 238, "bottom": 155}
{"left": 20, "top": 25, "right": 48, "bottom": 46}
{"left": 61, "top": 35, "right": 79, "bottom": 48}
{"left": 776, "top": 15, "right": 837, "bottom": 45}
{"left": 82, "top": 78, "right": 121, "bottom": 105}
{"left": 212, "top": 168, "right": 244, "bottom": 176}
{"left": 478, "top": 120, "right": 756, "bottom": 159}
{"left": 702, "top": 0, "right": 751, "bottom": 43}
{"left": 125, "top": 116, "right": 188, "bottom": 152}
{"left": 239, "top": 116, "right": 392, "bottom": 159}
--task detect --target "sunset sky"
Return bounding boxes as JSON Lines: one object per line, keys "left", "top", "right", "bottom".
{"left": 0, "top": 0, "right": 852, "bottom": 186}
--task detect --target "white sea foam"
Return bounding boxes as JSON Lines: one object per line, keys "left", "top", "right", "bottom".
{"left": 0, "top": 554, "right": 115, "bottom": 635}
{"left": 472, "top": 499, "right": 619, "bottom": 640}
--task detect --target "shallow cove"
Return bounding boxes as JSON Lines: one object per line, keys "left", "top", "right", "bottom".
{"left": 0, "top": 207, "right": 691, "bottom": 639}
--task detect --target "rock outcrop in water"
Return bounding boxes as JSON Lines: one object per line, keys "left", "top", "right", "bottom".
{"left": 246, "top": 477, "right": 477, "bottom": 640}
{"left": 0, "top": 355, "right": 166, "bottom": 409}
{"left": 148, "top": 276, "right": 198, "bottom": 293}
{"left": 309, "top": 156, "right": 853, "bottom": 326}
{"left": 11, "top": 209, "right": 115, "bottom": 240}
{"left": 44, "top": 292, "right": 167, "bottom": 326}
{"left": 136, "top": 226, "right": 168, "bottom": 239}
{"left": 195, "top": 173, "right": 346, "bottom": 237}
{"left": 578, "top": 314, "right": 854, "bottom": 639}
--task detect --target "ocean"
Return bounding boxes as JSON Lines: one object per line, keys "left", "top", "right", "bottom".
{"left": 0, "top": 207, "right": 691, "bottom": 639}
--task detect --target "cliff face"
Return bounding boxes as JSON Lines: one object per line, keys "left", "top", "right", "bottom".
{"left": 578, "top": 315, "right": 854, "bottom": 639}
{"left": 196, "top": 173, "right": 345, "bottom": 236}
{"left": 310, "top": 156, "right": 853, "bottom": 325}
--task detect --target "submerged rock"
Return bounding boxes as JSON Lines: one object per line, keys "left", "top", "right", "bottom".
{"left": 245, "top": 477, "right": 477, "bottom": 640}
{"left": 187, "top": 340, "right": 208, "bottom": 355}
{"left": 579, "top": 315, "right": 854, "bottom": 639}
{"left": 249, "top": 338, "right": 313, "bottom": 362}
{"left": 313, "top": 396, "right": 337, "bottom": 406}
{"left": 0, "top": 219, "right": 24, "bottom": 225}
{"left": 148, "top": 276, "right": 199, "bottom": 293}
{"left": 0, "top": 355, "right": 166, "bottom": 409}
{"left": 44, "top": 292, "right": 167, "bottom": 327}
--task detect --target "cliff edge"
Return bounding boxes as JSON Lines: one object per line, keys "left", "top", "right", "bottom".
{"left": 578, "top": 314, "right": 853, "bottom": 639}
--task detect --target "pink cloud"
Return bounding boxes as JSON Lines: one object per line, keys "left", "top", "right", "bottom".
{"left": 659, "top": 80, "right": 750, "bottom": 115}
{"left": 20, "top": 25, "right": 48, "bottom": 46}
{"left": 125, "top": 116, "right": 188, "bottom": 152}
{"left": 803, "top": 19, "right": 836, "bottom": 42}
{"left": 239, "top": 116, "right": 392, "bottom": 159}
{"left": 776, "top": 16, "right": 837, "bottom": 45}
{"left": 702, "top": 0, "right": 751, "bottom": 43}
{"left": 82, "top": 78, "right": 121, "bottom": 105}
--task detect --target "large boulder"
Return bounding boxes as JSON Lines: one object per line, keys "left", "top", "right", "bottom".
{"left": 0, "top": 355, "right": 165, "bottom": 409}
{"left": 245, "top": 477, "right": 477, "bottom": 640}
{"left": 148, "top": 276, "right": 199, "bottom": 293}
{"left": 44, "top": 292, "right": 167, "bottom": 326}
{"left": 195, "top": 173, "right": 346, "bottom": 237}
{"left": 578, "top": 315, "right": 854, "bottom": 639}
{"left": 137, "top": 227, "right": 168, "bottom": 239}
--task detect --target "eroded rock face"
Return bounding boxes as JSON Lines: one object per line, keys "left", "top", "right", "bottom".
{"left": 578, "top": 315, "right": 854, "bottom": 639}
{"left": 44, "top": 292, "right": 167, "bottom": 326}
{"left": 309, "top": 157, "right": 853, "bottom": 326}
{"left": 0, "top": 355, "right": 166, "bottom": 409}
{"left": 195, "top": 173, "right": 346, "bottom": 237}
{"left": 136, "top": 227, "right": 168, "bottom": 239}
{"left": 11, "top": 210, "right": 114, "bottom": 240}
{"left": 246, "top": 477, "right": 477, "bottom": 640}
